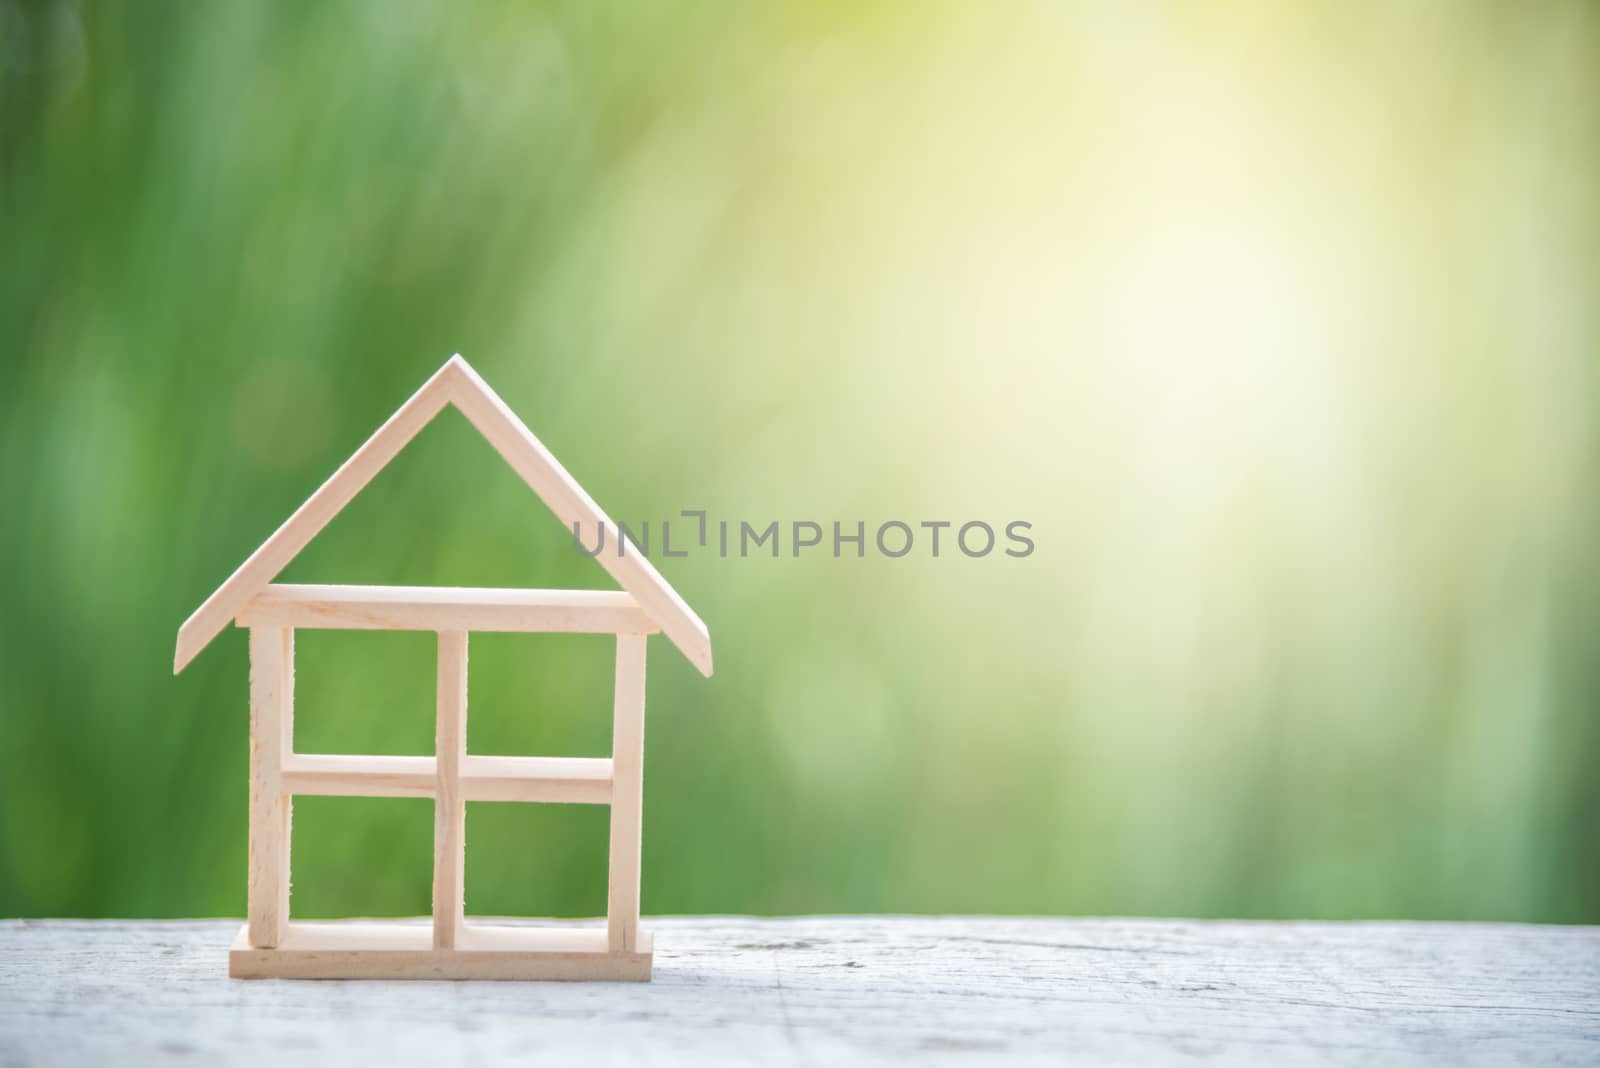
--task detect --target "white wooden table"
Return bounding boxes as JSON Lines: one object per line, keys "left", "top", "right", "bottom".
{"left": 2, "top": 917, "right": 1596, "bottom": 1066}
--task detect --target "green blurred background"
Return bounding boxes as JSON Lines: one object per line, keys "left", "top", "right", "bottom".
{"left": 3, "top": 1, "right": 1598, "bottom": 923}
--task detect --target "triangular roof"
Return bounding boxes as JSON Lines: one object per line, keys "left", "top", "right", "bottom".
{"left": 173, "top": 354, "right": 712, "bottom": 677}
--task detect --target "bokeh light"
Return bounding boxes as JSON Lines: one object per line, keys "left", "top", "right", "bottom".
{"left": 2, "top": 1, "right": 1597, "bottom": 922}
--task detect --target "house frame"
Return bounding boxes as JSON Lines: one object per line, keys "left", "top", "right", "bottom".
{"left": 173, "top": 355, "right": 712, "bottom": 981}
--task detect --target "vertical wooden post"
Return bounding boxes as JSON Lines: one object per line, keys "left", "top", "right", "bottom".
{"left": 432, "top": 630, "right": 468, "bottom": 950}
{"left": 247, "top": 627, "right": 293, "bottom": 948}
{"left": 607, "top": 632, "right": 648, "bottom": 954}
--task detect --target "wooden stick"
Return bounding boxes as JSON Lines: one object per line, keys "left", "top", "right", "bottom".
{"left": 280, "top": 629, "right": 295, "bottom": 942}
{"left": 174, "top": 360, "right": 458, "bottom": 673}
{"left": 432, "top": 631, "right": 468, "bottom": 951}
{"left": 276, "top": 754, "right": 614, "bottom": 803}
{"left": 237, "top": 585, "right": 659, "bottom": 635}
{"left": 281, "top": 755, "right": 438, "bottom": 798}
{"left": 177, "top": 355, "right": 713, "bottom": 679}
{"left": 460, "top": 756, "right": 612, "bottom": 804}
{"left": 230, "top": 922, "right": 653, "bottom": 981}
{"left": 606, "top": 633, "right": 648, "bottom": 954}
{"left": 446, "top": 361, "right": 713, "bottom": 676}
{"left": 246, "top": 627, "right": 292, "bottom": 948}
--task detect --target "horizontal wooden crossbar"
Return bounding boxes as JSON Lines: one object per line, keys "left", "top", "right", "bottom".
{"left": 230, "top": 921, "right": 653, "bottom": 980}
{"left": 235, "top": 585, "right": 660, "bottom": 635}
{"left": 462, "top": 755, "right": 614, "bottom": 804}
{"left": 280, "top": 754, "right": 613, "bottom": 804}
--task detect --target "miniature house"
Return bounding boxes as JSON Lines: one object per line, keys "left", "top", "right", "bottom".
{"left": 173, "top": 354, "right": 712, "bottom": 980}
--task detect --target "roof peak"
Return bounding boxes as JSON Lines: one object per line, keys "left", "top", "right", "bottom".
{"left": 173, "top": 354, "right": 712, "bottom": 676}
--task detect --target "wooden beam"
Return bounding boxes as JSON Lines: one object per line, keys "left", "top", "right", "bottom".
{"left": 277, "top": 754, "right": 615, "bottom": 803}
{"left": 446, "top": 360, "right": 713, "bottom": 676}
{"left": 606, "top": 633, "right": 648, "bottom": 954}
{"left": 175, "top": 360, "right": 459, "bottom": 673}
{"left": 176, "top": 354, "right": 714, "bottom": 677}
{"left": 281, "top": 755, "right": 437, "bottom": 798}
{"left": 246, "top": 627, "right": 293, "bottom": 948}
{"left": 230, "top": 922, "right": 652, "bottom": 981}
{"left": 432, "top": 631, "right": 468, "bottom": 951}
{"left": 461, "top": 756, "right": 613, "bottom": 804}
{"left": 237, "top": 585, "right": 659, "bottom": 635}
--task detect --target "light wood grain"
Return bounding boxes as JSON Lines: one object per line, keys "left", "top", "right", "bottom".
{"left": 173, "top": 355, "right": 714, "bottom": 984}
{"left": 3, "top": 918, "right": 1595, "bottom": 1066}
{"left": 431, "top": 631, "right": 468, "bottom": 951}
{"left": 237, "top": 584, "right": 659, "bottom": 635}
{"left": 460, "top": 755, "right": 613, "bottom": 804}
{"left": 227, "top": 922, "right": 652, "bottom": 981}
{"left": 175, "top": 361, "right": 458, "bottom": 673}
{"left": 445, "top": 359, "right": 713, "bottom": 676}
{"left": 245, "top": 627, "right": 292, "bottom": 948}
{"left": 607, "top": 633, "right": 648, "bottom": 954}
{"left": 276, "top": 755, "right": 614, "bottom": 803}
{"left": 281, "top": 754, "right": 437, "bottom": 798}
{"left": 176, "top": 354, "right": 712, "bottom": 676}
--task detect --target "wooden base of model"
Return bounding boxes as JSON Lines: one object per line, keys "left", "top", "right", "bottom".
{"left": 229, "top": 922, "right": 653, "bottom": 981}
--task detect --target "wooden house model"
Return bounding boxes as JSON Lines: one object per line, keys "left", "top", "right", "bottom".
{"left": 173, "top": 354, "right": 712, "bottom": 980}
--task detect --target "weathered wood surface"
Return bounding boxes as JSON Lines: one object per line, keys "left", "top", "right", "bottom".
{"left": 1, "top": 917, "right": 1596, "bottom": 1066}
